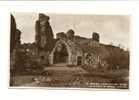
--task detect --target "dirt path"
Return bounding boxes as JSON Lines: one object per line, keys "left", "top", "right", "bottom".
{"left": 44, "top": 66, "right": 88, "bottom": 74}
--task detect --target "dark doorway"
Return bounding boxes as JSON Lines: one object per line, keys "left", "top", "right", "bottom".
{"left": 53, "top": 43, "right": 68, "bottom": 64}
{"left": 77, "top": 56, "right": 82, "bottom": 65}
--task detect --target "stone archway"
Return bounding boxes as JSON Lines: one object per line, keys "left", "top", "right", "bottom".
{"left": 53, "top": 43, "right": 69, "bottom": 65}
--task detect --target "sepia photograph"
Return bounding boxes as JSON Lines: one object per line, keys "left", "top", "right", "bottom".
{"left": 10, "top": 12, "right": 130, "bottom": 89}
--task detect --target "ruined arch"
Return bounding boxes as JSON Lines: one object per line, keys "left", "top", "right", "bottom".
{"left": 49, "top": 39, "right": 72, "bottom": 65}
{"left": 53, "top": 43, "right": 68, "bottom": 64}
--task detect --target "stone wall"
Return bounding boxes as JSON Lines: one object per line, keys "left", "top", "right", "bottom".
{"left": 10, "top": 15, "right": 21, "bottom": 53}
{"left": 10, "top": 15, "right": 22, "bottom": 70}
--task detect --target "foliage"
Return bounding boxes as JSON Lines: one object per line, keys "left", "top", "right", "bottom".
{"left": 11, "top": 49, "right": 43, "bottom": 76}
{"left": 105, "top": 50, "right": 129, "bottom": 70}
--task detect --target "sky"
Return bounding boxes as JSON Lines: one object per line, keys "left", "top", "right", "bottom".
{"left": 12, "top": 12, "right": 130, "bottom": 49}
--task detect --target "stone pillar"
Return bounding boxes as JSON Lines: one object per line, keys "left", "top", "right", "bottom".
{"left": 35, "top": 13, "right": 54, "bottom": 51}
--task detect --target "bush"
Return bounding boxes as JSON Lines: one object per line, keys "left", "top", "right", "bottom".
{"left": 105, "top": 50, "right": 129, "bottom": 70}
{"left": 11, "top": 49, "right": 44, "bottom": 76}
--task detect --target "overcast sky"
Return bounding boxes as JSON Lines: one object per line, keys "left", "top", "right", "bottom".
{"left": 12, "top": 12, "right": 130, "bottom": 49}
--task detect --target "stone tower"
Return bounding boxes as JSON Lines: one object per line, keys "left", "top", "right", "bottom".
{"left": 35, "top": 13, "right": 54, "bottom": 51}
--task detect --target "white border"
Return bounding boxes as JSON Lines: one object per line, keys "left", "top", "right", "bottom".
{"left": 0, "top": 1, "right": 139, "bottom": 100}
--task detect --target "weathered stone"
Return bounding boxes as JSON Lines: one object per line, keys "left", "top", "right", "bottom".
{"left": 56, "top": 32, "right": 67, "bottom": 39}
{"left": 49, "top": 39, "right": 83, "bottom": 65}
{"left": 66, "top": 29, "right": 75, "bottom": 40}
{"left": 10, "top": 14, "right": 17, "bottom": 52}
{"left": 92, "top": 32, "right": 100, "bottom": 42}
{"left": 15, "top": 29, "right": 21, "bottom": 48}
{"left": 10, "top": 14, "right": 22, "bottom": 72}
{"left": 35, "top": 13, "right": 54, "bottom": 51}
{"left": 10, "top": 15, "right": 21, "bottom": 52}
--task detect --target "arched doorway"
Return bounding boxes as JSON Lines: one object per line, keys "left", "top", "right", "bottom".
{"left": 53, "top": 43, "right": 69, "bottom": 65}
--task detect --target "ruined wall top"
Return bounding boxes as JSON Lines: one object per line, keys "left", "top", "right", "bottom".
{"left": 39, "top": 13, "right": 49, "bottom": 21}
{"left": 92, "top": 32, "right": 100, "bottom": 42}
{"left": 66, "top": 29, "right": 75, "bottom": 40}
{"left": 56, "top": 32, "right": 67, "bottom": 39}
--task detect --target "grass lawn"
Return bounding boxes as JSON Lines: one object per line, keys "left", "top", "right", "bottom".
{"left": 10, "top": 67, "right": 129, "bottom": 89}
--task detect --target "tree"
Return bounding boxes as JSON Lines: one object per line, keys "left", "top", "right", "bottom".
{"left": 106, "top": 48, "right": 129, "bottom": 70}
